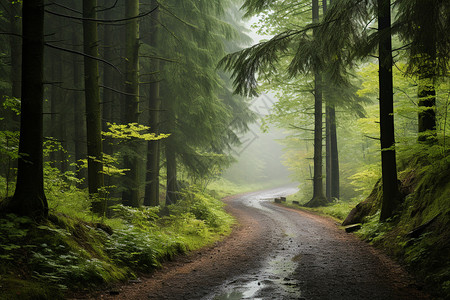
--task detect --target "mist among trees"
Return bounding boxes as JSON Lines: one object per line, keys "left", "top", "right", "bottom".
{"left": 0, "top": 0, "right": 449, "bottom": 298}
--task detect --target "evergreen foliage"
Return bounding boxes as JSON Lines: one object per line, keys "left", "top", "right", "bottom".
{"left": 0, "top": 0, "right": 448, "bottom": 298}
{"left": 0, "top": 1, "right": 252, "bottom": 296}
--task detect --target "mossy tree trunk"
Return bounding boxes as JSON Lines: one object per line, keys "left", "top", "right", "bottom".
{"left": 416, "top": 1, "right": 437, "bottom": 143}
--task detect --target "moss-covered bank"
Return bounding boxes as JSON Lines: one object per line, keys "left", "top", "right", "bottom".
{"left": 344, "top": 148, "right": 450, "bottom": 299}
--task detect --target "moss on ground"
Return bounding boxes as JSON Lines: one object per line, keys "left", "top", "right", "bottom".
{"left": 0, "top": 277, "right": 65, "bottom": 300}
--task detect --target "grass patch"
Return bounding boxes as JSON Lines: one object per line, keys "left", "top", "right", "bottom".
{"left": 208, "top": 177, "right": 293, "bottom": 198}
{"left": 284, "top": 191, "right": 359, "bottom": 222}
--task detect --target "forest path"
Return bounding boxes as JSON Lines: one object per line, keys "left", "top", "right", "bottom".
{"left": 82, "top": 186, "right": 429, "bottom": 300}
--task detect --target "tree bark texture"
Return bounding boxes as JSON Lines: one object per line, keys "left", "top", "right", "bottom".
{"left": 323, "top": 0, "right": 339, "bottom": 201}
{"left": 72, "top": 29, "right": 87, "bottom": 187}
{"left": 326, "top": 109, "right": 331, "bottom": 200}
{"left": 122, "top": 0, "right": 141, "bottom": 207}
{"left": 165, "top": 142, "right": 178, "bottom": 205}
{"left": 144, "top": 3, "right": 161, "bottom": 207}
{"left": 329, "top": 104, "right": 340, "bottom": 199}
{"left": 102, "top": 20, "right": 113, "bottom": 154}
{"left": 378, "top": 0, "right": 400, "bottom": 221}
{"left": 416, "top": 1, "right": 437, "bottom": 143}
{"left": 6, "top": 0, "right": 48, "bottom": 218}
{"left": 83, "top": 0, "right": 105, "bottom": 214}
{"left": 165, "top": 95, "right": 178, "bottom": 205}
{"left": 305, "top": 0, "right": 327, "bottom": 207}
{"left": 9, "top": 1, "right": 21, "bottom": 100}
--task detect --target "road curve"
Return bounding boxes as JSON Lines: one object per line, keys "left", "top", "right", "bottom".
{"left": 83, "top": 186, "right": 429, "bottom": 300}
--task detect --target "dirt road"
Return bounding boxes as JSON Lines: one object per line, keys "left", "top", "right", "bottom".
{"left": 84, "top": 186, "right": 429, "bottom": 300}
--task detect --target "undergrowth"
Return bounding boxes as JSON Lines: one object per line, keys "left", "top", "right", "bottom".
{"left": 283, "top": 142, "right": 450, "bottom": 299}
{"left": 285, "top": 193, "right": 359, "bottom": 222}
{"left": 353, "top": 144, "right": 450, "bottom": 299}
{"left": 0, "top": 185, "right": 235, "bottom": 299}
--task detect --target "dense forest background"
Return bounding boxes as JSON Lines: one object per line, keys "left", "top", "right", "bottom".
{"left": 0, "top": 0, "right": 259, "bottom": 215}
{"left": 0, "top": 0, "right": 449, "bottom": 298}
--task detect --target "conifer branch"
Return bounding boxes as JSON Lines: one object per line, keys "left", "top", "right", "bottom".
{"left": 45, "top": 43, "right": 122, "bottom": 74}
{"left": 44, "top": 5, "right": 158, "bottom": 24}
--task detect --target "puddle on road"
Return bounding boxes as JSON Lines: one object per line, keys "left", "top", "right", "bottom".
{"left": 207, "top": 186, "right": 303, "bottom": 300}
{"left": 208, "top": 253, "right": 302, "bottom": 300}
{"left": 213, "top": 280, "right": 263, "bottom": 300}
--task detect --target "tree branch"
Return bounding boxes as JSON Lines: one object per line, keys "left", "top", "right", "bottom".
{"left": 45, "top": 43, "right": 122, "bottom": 74}
{"left": 44, "top": 5, "right": 158, "bottom": 24}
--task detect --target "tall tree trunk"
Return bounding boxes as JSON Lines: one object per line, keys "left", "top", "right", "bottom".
{"left": 324, "top": 0, "right": 331, "bottom": 201}
{"left": 322, "top": 0, "right": 340, "bottom": 201}
{"left": 83, "top": 0, "right": 105, "bottom": 214}
{"left": 9, "top": 1, "right": 21, "bottom": 101}
{"left": 416, "top": 1, "right": 437, "bottom": 143}
{"left": 72, "top": 29, "right": 87, "bottom": 186}
{"left": 165, "top": 95, "right": 178, "bottom": 205}
{"left": 101, "top": 4, "right": 115, "bottom": 154}
{"left": 165, "top": 141, "right": 178, "bottom": 205}
{"left": 326, "top": 106, "right": 331, "bottom": 200}
{"left": 50, "top": 57, "right": 58, "bottom": 166}
{"left": 378, "top": 0, "right": 400, "bottom": 221}
{"left": 305, "top": 0, "right": 327, "bottom": 207}
{"left": 329, "top": 104, "right": 339, "bottom": 199}
{"left": 122, "top": 0, "right": 141, "bottom": 207}
{"left": 2, "top": 0, "right": 48, "bottom": 218}
{"left": 144, "top": 3, "right": 161, "bottom": 207}
{"left": 323, "top": 0, "right": 339, "bottom": 201}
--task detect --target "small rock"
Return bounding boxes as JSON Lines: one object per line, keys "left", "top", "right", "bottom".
{"left": 345, "top": 224, "right": 362, "bottom": 233}
{"left": 128, "top": 279, "right": 142, "bottom": 284}
{"left": 109, "top": 291, "right": 120, "bottom": 295}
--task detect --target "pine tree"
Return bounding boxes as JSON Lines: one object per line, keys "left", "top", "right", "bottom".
{"left": 155, "top": 0, "right": 254, "bottom": 204}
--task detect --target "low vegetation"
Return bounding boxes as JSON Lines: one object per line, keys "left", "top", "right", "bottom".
{"left": 286, "top": 144, "right": 450, "bottom": 299}
{"left": 0, "top": 182, "right": 234, "bottom": 299}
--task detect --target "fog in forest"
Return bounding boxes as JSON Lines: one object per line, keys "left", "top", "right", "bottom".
{"left": 223, "top": 93, "right": 292, "bottom": 186}
{"left": 1, "top": 1, "right": 449, "bottom": 298}
{"left": 221, "top": 19, "right": 292, "bottom": 187}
